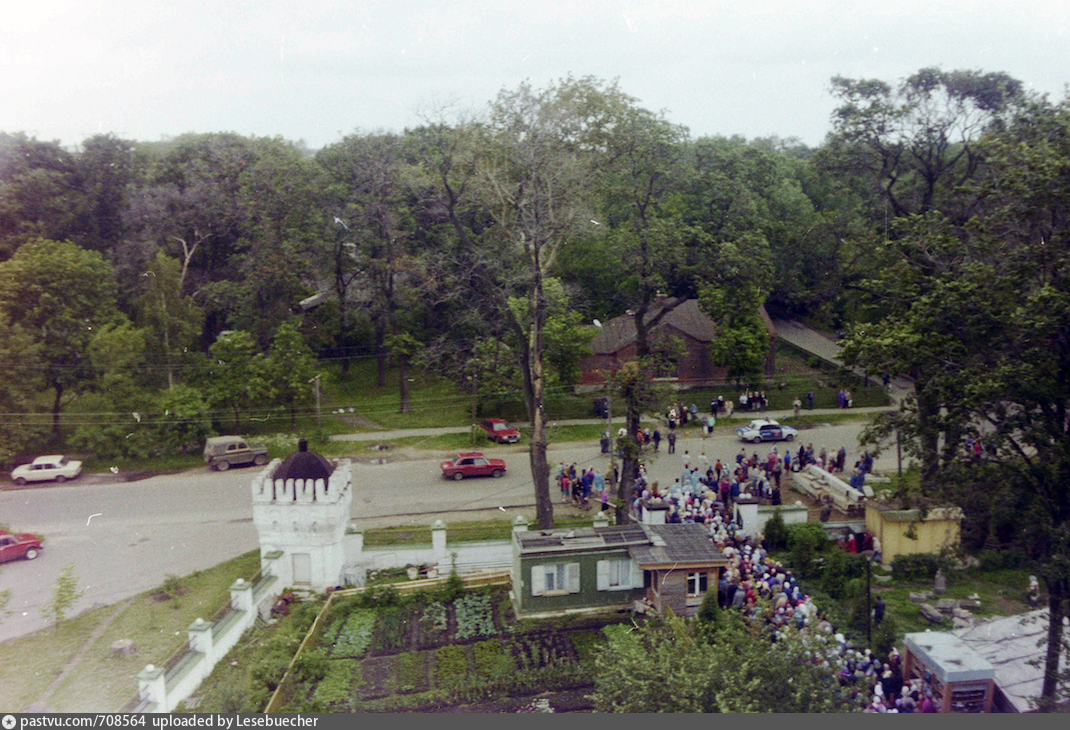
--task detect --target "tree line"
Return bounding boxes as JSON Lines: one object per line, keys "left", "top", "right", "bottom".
{"left": 1, "top": 68, "right": 1067, "bottom": 706}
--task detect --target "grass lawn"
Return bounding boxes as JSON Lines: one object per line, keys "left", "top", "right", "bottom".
{"left": 874, "top": 567, "right": 1033, "bottom": 636}
{"left": 0, "top": 550, "right": 262, "bottom": 713}
{"left": 359, "top": 515, "right": 598, "bottom": 548}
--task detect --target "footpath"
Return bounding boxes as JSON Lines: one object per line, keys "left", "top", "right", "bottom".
{"left": 332, "top": 319, "right": 908, "bottom": 446}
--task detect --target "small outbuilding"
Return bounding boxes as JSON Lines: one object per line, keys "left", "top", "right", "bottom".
{"left": 951, "top": 609, "right": 1069, "bottom": 713}
{"left": 865, "top": 502, "right": 962, "bottom": 564}
{"left": 512, "top": 522, "right": 728, "bottom": 618}
{"left": 903, "top": 631, "right": 996, "bottom": 712}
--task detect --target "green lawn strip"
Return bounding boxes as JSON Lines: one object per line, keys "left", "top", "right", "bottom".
{"left": 358, "top": 516, "right": 595, "bottom": 548}
{"left": 0, "top": 550, "right": 262, "bottom": 712}
{"left": 322, "top": 360, "right": 473, "bottom": 431}
{"left": 0, "top": 609, "right": 112, "bottom": 711}
{"left": 874, "top": 567, "right": 1033, "bottom": 636}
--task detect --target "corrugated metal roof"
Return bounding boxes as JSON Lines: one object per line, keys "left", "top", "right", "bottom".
{"left": 951, "top": 609, "right": 1068, "bottom": 713}
{"left": 629, "top": 523, "right": 728, "bottom": 567}
{"left": 515, "top": 523, "right": 650, "bottom": 554}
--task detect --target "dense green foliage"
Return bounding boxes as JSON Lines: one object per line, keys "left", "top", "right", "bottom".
{"left": 592, "top": 610, "right": 853, "bottom": 713}
{"left": 3, "top": 68, "right": 1069, "bottom": 708}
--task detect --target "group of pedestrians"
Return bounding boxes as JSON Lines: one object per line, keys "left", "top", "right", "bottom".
{"left": 711, "top": 520, "right": 931, "bottom": 712}
{"left": 555, "top": 462, "right": 611, "bottom": 511}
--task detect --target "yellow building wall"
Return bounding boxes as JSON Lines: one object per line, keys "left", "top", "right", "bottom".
{"left": 866, "top": 505, "right": 962, "bottom": 564}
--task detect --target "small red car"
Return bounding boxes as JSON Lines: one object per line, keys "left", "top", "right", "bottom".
{"left": 478, "top": 418, "right": 522, "bottom": 444}
{"left": 440, "top": 452, "right": 507, "bottom": 481}
{"left": 0, "top": 530, "right": 43, "bottom": 563}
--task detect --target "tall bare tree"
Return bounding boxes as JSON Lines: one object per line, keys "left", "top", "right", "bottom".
{"left": 477, "top": 77, "right": 613, "bottom": 528}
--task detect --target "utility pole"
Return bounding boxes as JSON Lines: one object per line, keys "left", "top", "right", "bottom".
{"left": 310, "top": 375, "right": 321, "bottom": 429}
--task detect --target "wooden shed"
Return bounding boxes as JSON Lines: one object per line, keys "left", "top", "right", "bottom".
{"left": 512, "top": 522, "right": 727, "bottom": 618}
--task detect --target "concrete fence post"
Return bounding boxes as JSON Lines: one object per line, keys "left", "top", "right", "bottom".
{"left": 137, "top": 664, "right": 166, "bottom": 708}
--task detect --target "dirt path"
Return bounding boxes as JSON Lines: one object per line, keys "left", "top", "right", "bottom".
{"left": 26, "top": 598, "right": 134, "bottom": 712}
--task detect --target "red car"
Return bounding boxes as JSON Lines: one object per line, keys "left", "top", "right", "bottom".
{"left": 440, "top": 452, "right": 507, "bottom": 481}
{"left": 478, "top": 418, "right": 522, "bottom": 444}
{"left": 0, "top": 530, "right": 43, "bottom": 563}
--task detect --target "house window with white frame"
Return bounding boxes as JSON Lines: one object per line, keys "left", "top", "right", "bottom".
{"left": 687, "top": 571, "right": 709, "bottom": 596}
{"left": 597, "top": 558, "right": 640, "bottom": 591}
{"left": 531, "top": 562, "right": 580, "bottom": 596}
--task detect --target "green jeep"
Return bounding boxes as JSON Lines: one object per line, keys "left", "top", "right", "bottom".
{"left": 203, "top": 436, "right": 269, "bottom": 471}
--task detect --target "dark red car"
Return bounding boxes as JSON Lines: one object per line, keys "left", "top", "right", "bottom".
{"left": 0, "top": 530, "right": 43, "bottom": 563}
{"left": 478, "top": 418, "right": 522, "bottom": 444}
{"left": 440, "top": 452, "right": 507, "bottom": 481}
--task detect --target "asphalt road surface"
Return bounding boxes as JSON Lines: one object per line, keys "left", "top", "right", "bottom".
{"left": 0, "top": 415, "right": 900, "bottom": 644}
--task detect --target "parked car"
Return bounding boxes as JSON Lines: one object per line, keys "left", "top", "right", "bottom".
{"left": 203, "top": 436, "right": 269, "bottom": 471}
{"left": 10, "top": 455, "right": 82, "bottom": 486}
{"left": 478, "top": 418, "right": 522, "bottom": 444}
{"left": 736, "top": 419, "right": 798, "bottom": 443}
{"left": 0, "top": 530, "right": 43, "bottom": 563}
{"left": 440, "top": 452, "right": 507, "bottom": 481}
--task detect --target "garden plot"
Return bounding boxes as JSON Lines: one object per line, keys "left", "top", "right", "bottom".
{"left": 282, "top": 587, "right": 615, "bottom": 712}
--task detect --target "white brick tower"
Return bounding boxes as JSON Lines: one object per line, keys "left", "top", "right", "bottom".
{"left": 250, "top": 439, "right": 353, "bottom": 591}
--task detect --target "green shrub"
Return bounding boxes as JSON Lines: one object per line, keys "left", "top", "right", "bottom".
{"left": 371, "top": 606, "right": 415, "bottom": 653}
{"left": 892, "top": 553, "right": 946, "bottom": 581}
{"left": 471, "top": 639, "right": 514, "bottom": 679}
{"left": 437, "top": 572, "right": 465, "bottom": 602}
{"left": 819, "top": 549, "right": 868, "bottom": 600}
{"left": 787, "top": 521, "right": 829, "bottom": 578}
{"left": 293, "top": 647, "right": 329, "bottom": 682}
{"left": 394, "top": 652, "right": 426, "bottom": 693}
{"left": 763, "top": 509, "right": 789, "bottom": 551}
{"left": 249, "top": 653, "right": 291, "bottom": 692}
{"left": 455, "top": 592, "right": 496, "bottom": 640}
{"left": 432, "top": 645, "right": 470, "bottom": 690}
{"left": 569, "top": 630, "right": 606, "bottom": 668}
{"left": 312, "top": 659, "right": 357, "bottom": 709}
{"left": 421, "top": 601, "right": 449, "bottom": 632}
{"left": 976, "top": 548, "right": 1028, "bottom": 571}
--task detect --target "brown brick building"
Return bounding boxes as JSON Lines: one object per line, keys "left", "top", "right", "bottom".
{"left": 578, "top": 299, "right": 776, "bottom": 386}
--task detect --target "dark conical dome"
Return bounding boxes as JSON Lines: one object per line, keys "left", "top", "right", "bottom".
{"left": 274, "top": 438, "right": 334, "bottom": 482}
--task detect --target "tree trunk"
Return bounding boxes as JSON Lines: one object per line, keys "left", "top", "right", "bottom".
{"left": 51, "top": 382, "right": 63, "bottom": 443}
{"left": 520, "top": 259, "right": 554, "bottom": 530}
{"left": 375, "top": 322, "right": 388, "bottom": 387}
{"left": 1039, "top": 586, "right": 1067, "bottom": 710}
{"left": 616, "top": 419, "right": 640, "bottom": 526}
{"left": 338, "top": 296, "right": 350, "bottom": 375}
{"left": 398, "top": 354, "right": 411, "bottom": 414}
{"left": 914, "top": 376, "right": 941, "bottom": 490}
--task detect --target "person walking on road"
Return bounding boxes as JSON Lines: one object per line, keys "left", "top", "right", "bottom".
{"left": 667, "top": 430, "right": 676, "bottom": 454}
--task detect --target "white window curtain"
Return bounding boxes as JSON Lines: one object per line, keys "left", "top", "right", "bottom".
{"left": 532, "top": 563, "right": 580, "bottom": 595}
{"left": 597, "top": 559, "right": 636, "bottom": 591}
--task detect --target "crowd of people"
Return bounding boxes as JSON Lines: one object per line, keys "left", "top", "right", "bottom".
{"left": 704, "top": 525, "right": 926, "bottom": 711}
{"left": 582, "top": 404, "right": 933, "bottom": 710}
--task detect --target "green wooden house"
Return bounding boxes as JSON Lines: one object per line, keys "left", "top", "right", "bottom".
{"left": 512, "top": 522, "right": 728, "bottom": 618}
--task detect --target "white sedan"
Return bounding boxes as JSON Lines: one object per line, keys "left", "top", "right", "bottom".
{"left": 10, "top": 455, "right": 83, "bottom": 486}
{"left": 735, "top": 420, "right": 798, "bottom": 444}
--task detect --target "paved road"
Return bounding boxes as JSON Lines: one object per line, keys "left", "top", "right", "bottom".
{"left": 1, "top": 317, "right": 909, "bottom": 644}
{"left": 0, "top": 408, "right": 907, "bottom": 644}
{"left": 0, "top": 469, "right": 259, "bottom": 643}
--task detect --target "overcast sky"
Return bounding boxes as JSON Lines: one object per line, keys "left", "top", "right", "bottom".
{"left": 2, "top": 0, "right": 1067, "bottom": 151}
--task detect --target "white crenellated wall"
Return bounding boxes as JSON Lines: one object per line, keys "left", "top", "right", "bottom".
{"left": 251, "top": 458, "right": 353, "bottom": 592}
